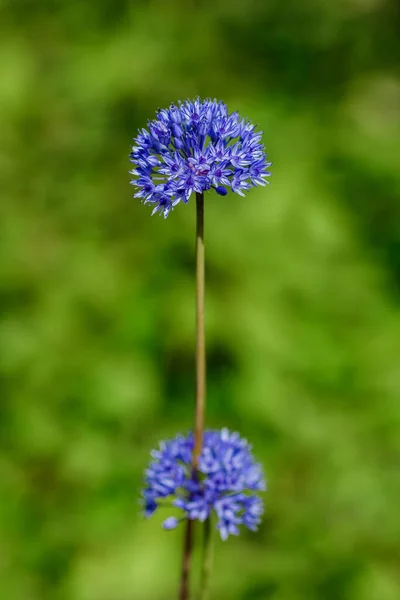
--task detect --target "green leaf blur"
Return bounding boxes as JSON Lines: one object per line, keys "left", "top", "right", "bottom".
{"left": 0, "top": 1, "right": 399, "bottom": 599}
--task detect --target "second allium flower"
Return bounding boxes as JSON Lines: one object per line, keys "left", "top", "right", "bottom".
{"left": 143, "top": 428, "right": 266, "bottom": 540}
{"left": 130, "top": 98, "right": 271, "bottom": 218}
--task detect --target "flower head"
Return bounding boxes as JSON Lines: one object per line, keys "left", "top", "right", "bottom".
{"left": 142, "top": 428, "right": 266, "bottom": 540}
{"left": 130, "top": 98, "right": 271, "bottom": 218}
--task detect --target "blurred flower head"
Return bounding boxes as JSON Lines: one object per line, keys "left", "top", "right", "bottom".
{"left": 130, "top": 98, "right": 271, "bottom": 218}
{"left": 142, "top": 428, "right": 266, "bottom": 540}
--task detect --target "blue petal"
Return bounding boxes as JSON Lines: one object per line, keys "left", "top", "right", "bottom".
{"left": 163, "top": 517, "right": 180, "bottom": 530}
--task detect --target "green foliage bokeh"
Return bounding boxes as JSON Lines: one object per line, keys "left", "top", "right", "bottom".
{"left": 0, "top": 1, "right": 400, "bottom": 599}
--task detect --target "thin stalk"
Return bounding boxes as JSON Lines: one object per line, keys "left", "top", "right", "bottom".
{"left": 178, "top": 191, "right": 206, "bottom": 600}
{"left": 198, "top": 517, "right": 213, "bottom": 600}
{"left": 193, "top": 191, "right": 205, "bottom": 468}
{"left": 179, "top": 519, "right": 194, "bottom": 600}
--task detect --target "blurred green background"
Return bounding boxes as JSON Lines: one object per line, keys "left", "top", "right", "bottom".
{"left": 1, "top": 1, "right": 400, "bottom": 599}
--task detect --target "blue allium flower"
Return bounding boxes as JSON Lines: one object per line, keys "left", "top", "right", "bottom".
{"left": 142, "top": 428, "right": 266, "bottom": 540}
{"left": 130, "top": 98, "right": 272, "bottom": 218}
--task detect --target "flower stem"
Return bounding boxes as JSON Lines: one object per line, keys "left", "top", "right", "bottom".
{"left": 179, "top": 519, "right": 194, "bottom": 600}
{"left": 178, "top": 191, "right": 206, "bottom": 600}
{"left": 198, "top": 516, "right": 213, "bottom": 600}
{"left": 194, "top": 191, "right": 205, "bottom": 469}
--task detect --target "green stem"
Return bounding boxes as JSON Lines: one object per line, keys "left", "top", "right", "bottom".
{"left": 178, "top": 519, "right": 194, "bottom": 600}
{"left": 178, "top": 191, "right": 206, "bottom": 600}
{"left": 198, "top": 516, "right": 213, "bottom": 600}
{"left": 193, "top": 191, "right": 205, "bottom": 469}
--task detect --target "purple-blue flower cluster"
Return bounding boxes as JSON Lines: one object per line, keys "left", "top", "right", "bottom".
{"left": 142, "top": 428, "right": 266, "bottom": 540}
{"left": 130, "top": 98, "right": 271, "bottom": 218}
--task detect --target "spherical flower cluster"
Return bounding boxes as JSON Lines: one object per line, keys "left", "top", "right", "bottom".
{"left": 130, "top": 98, "right": 271, "bottom": 218}
{"left": 142, "top": 428, "right": 266, "bottom": 540}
